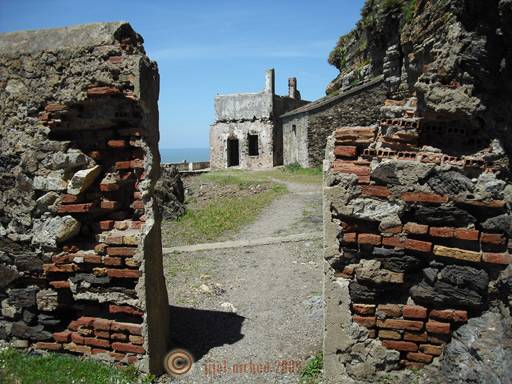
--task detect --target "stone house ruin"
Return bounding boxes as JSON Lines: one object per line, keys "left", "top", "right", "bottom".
{"left": 281, "top": 76, "right": 386, "bottom": 168}
{"left": 209, "top": 69, "right": 309, "bottom": 169}
{"left": 0, "top": 22, "right": 169, "bottom": 375}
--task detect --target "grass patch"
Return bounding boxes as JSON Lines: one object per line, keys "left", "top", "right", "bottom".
{"left": 163, "top": 183, "right": 286, "bottom": 246}
{"left": 0, "top": 347, "right": 153, "bottom": 384}
{"left": 299, "top": 352, "right": 323, "bottom": 384}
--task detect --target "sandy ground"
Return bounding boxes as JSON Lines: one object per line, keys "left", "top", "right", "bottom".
{"left": 159, "top": 181, "right": 323, "bottom": 384}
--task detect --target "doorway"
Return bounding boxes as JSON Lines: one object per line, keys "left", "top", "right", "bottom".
{"left": 227, "top": 137, "right": 239, "bottom": 167}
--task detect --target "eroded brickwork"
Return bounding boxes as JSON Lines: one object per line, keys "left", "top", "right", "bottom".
{"left": 323, "top": 97, "right": 512, "bottom": 382}
{"left": 0, "top": 23, "right": 169, "bottom": 374}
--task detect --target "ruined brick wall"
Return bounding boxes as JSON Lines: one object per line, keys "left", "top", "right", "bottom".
{"left": 322, "top": 97, "right": 512, "bottom": 383}
{"left": 0, "top": 22, "right": 169, "bottom": 374}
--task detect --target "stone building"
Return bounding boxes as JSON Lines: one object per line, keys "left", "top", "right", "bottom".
{"left": 281, "top": 76, "right": 386, "bottom": 168}
{"left": 209, "top": 69, "right": 309, "bottom": 169}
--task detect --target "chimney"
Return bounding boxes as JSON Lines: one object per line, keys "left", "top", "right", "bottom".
{"left": 264, "top": 68, "right": 275, "bottom": 94}
{"left": 288, "top": 77, "right": 301, "bottom": 100}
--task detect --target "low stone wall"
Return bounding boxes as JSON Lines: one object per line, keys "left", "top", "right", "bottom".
{"left": 0, "top": 23, "right": 169, "bottom": 374}
{"left": 323, "top": 98, "right": 512, "bottom": 383}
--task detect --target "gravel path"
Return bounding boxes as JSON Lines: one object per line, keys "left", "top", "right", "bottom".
{"left": 159, "top": 181, "right": 323, "bottom": 383}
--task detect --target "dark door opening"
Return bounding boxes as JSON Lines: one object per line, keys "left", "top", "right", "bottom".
{"left": 248, "top": 134, "right": 259, "bottom": 156}
{"left": 227, "top": 137, "right": 239, "bottom": 167}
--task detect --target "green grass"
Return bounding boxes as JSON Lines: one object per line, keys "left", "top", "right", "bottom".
{"left": 299, "top": 352, "right": 323, "bottom": 384}
{"left": 0, "top": 347, "right": 153, "bottom": 384}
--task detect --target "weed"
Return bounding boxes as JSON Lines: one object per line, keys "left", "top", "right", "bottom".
{"left": 299, "top": 351, "right": 323, "bottom": 384}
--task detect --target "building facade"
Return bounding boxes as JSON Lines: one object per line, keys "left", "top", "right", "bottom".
{"left": 209, "top": 69, "right": 309, "bottom": 169}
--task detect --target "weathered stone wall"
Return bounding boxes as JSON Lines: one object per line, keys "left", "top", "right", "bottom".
{"left": 323, "top": 96, "right": 512, "bottom": 383}
{"left": 0, "top": 22, "right": 169, "bottom": 374}
{"left": 282, "top": 79, "right": 387, "bottom": 168}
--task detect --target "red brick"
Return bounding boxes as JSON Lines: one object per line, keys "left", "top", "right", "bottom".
{"left": 376, "top": 304, "right": 402, "bottom": 317}
{"left": 108, "top": 305, "right": 143, "bottom": 317}
{"left": 106, "top": 247, "right": 137, "bottom": 257}
{"left": 358, "top": 233, "right": 382, "bottom": 245}
{"left": 133, "top": 191, "right": 142, "bottom": 199}
{"left": 352, "top": 304, "right": 375, "bottom": 316}
{"left": 52, "top": 254, "right": 75, "bottom": 264}
{"left": 109, "top": 352, "right": 127, "bottom": 361}
{"left": 401, "top": 192, "right": 448, "bottom": 204}
{"left": 103, "top": 256, "right": 122, "bottom": 266}
{"left": 107, "top": 139, "right": 127, "bottom": 148}
{"left": 130, "top": 159, "right": 144, "bottom": 169}
{"left": 420, "top": 344, "right": 443, "bottom": 356}
{"left": 87, "top": 86, "right": 121, "bottom": 96}
{"left": 61, "top": 194, "right": 81, "bottom": 204}
{"left": 404, "top": 331, "right": 428, "bottom": 342}
{"left": 94, "top": 243, "right": 108, "bottom": 255}
{"left": 482, "top": 252, "right": 512, "bottom": 265}
{"left": 342, "top": 232, "right": 357, "bottom": 244}
{"left": 112, "top": 342, "right": 145, "bottom": 354}
{"left": 100, "top": 183, "right": 120, "bottom": 192}
{"left": 403, "top": 305, "right": 427, "bottom": 319}
{"left": 108, "top": 56, "right": 123, "bottom": 64}
{"left": 381, "top": 340, "right": 418, "bottom": 352}
{"left": 99, "top": 220, "right": 114, "bottom": 231}
{"left": 382, "top": 225, "right": 403, "bottom": 235}
{"left": 332, "top": 161, "right": 370, "bottom": 176}
{"left": 378, "top": 330, "right": 402, "bottom": 340}
{"left": 95, "top": 330, "right": 110, "bottom": 339}
{"left": 93, "top": 318, "right": 112, "bottom": 331}
{"left": 111, "top": 321, "right": 142, "bottom": 336}
{"left": 84, "top": 337, "right": 110, "bottom": 348}
{"left": 82, "top": 255, "right": 102, "bottom": 264}
{"left": 100, "top": 200, "right": 119, "bottom": 210}
{"left": 454, "top": 228, "right": 479, "bottom": 241}
{"left": 34, "top": 342, "right": 62, "bottom": 351}
{"left": 71, "top": 332, "right": 85, "bottom": 344}
{"left": 115, "top": 161, "right": 132, "bottom": 170}
{"left": 106, "top": 236, "right": 124, "bottom": 245}
{"left": 405, "top": 238, "right": 432, "bottom": 253}
{"left": 107, "top": 268, "right": 141, "bottom": 279}
{"left": 382, "top": 236, "right": 405, "bottom": 248}
{"left": 401, "top": 360, "right": 424, "bottom": 369}
{"left": 43, "top": 263, "right": 76, "bottom": 273}
{"left": 403, "top": 222, "right": 429, "bottom": 235}
{"left": 88, "top": 150, "right": 102, "bottom": 160}
{"left": 53, "top": 330, "right": 72, "bottom": 343}
{"left": 429, "top": 309, "right": 467, "bottom": 323}
{"left": 49, "top": 280, "right": 70, "bottom": 289}
{"left": 111, "top": 332, "right": 128, "bottom": 341}
{"left": 91, "top": 348, "right": 110, "bottom": 355}
{"left": 353, "top": 316, "right": 376, "bottom": 328}
{"left": 361, "top": 185, "right": 390, "bottom": 198}
{"left": 426, "top": 320, "right": 450, "bottom": 334}
{"left": 130, "top": 221, "right": 144, "bottom": 229}
{"left": 428, "top": 334, "right": 449, "bottom": 345}
{"left": 334, "top": 145, "right": 357, "bottom": 158}
{"left": 45, "top": 103, "right": 67, "bottom": 112}
{"left": 57, "top": 203, "right": 95, "bottom": 213}
{"left": 68, "top": 321, "right": 80, "bottom": 331}
{"left": 429, "top": 227, "right": 455, "bottom": 238}
{"left": 376, "top": 319, "right": 423, "bottom": 331}
{"left": 132, "top": 200, "right": 144, "bottom": 209}
{"left": 406, "top": 352, "right": 433, "bottom": 363}
{"left": 481, "top": 233, "right": 506, "bottom": 245}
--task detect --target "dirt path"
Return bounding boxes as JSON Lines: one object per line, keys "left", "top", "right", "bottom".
{"left": 159, "top": 181, "right": 323, "bottom": 384}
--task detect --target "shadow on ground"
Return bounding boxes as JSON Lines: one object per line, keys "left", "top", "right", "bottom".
{"left": 168, "top": 305, "right": 245, "bottom": 361}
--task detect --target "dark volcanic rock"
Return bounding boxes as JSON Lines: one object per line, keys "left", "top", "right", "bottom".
{"left": 437, "top": 310, "right": 512, "bottom": 383}
{"left": 481, "top": 214, "right": 512, "bottom": 237}
{"left": 0, "top": 264, "right": 19, "bottom": 288}
{"left": 427, "top": 170, "right": 474, "bottom": 196}
{"left": 10, "top": 321, "right": 52, "bottom": 341}
{"left": 14, "top": 253, "right": 43, "bottom": 273}
{"left": 409, "top": 205, "right": 476, "bottom": 226}
{"left": 380, "top": 255, "right": 425, "bottom": 273}
{"left": 8, "top": 286, "right": 38, "bottom": 308}
{"left": 438, "top": 265, "right": 489, "bottom": 293}
{"left": 349, "top": 281, "right": 378, "bottom": 303}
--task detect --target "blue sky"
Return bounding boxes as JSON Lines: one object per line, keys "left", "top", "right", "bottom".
{"left": 0, "top": 0, "right": 365, "bottom": 149}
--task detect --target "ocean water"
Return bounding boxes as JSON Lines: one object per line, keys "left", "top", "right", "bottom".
{"left": 160, "top": 148, "right": 210, "bottom": 163}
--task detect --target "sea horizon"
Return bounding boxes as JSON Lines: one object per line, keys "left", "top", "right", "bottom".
{"left": 159, "top": 147, "right": 210, "bottom": 163}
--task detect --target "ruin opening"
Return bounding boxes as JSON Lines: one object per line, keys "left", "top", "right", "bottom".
{"left": 227, "top": 137, "right": 240, "bottom": 166}
{"left": 248, "top": 134, "right": 259, "bottom": 156}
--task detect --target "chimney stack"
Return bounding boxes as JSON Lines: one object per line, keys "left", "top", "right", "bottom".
{"left": 288, "top": 77, "right": 301, "bottom": 100}
{"left": 265, "top": 68, "right": 275, "bottom": 94}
